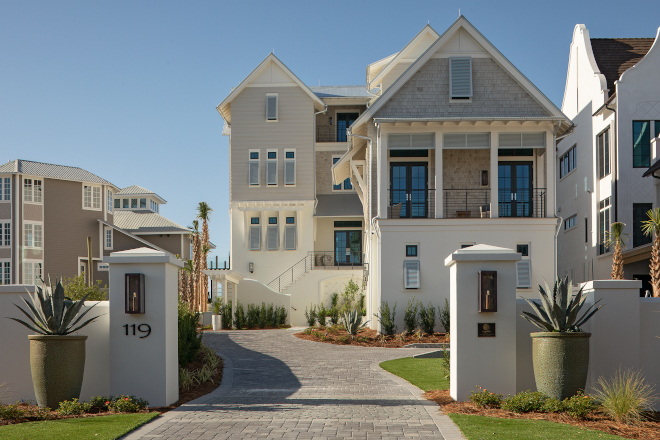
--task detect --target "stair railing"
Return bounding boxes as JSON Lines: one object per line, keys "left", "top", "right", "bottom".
{"left": 267, "top": 255, "right": 308, "bottom": 292}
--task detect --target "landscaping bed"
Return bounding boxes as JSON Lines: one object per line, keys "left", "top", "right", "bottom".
{"left": 295, "top": 325, "right": 449, "bottom": 347}
{"left": 426, "top": 389, "right": 660, "bottom": 440}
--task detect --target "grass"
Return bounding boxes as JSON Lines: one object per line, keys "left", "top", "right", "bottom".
{"left": 448, "top": 414, "right": 626, "bottom": 439}
{"left": 379, "top": 357, "right": 449, "bottom": 392}
{"left": 0, "top": 412, "right": 159, "bottom": 440}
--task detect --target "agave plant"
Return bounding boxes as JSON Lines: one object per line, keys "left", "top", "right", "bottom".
{"left": 520, "top": 276, "right": 603, "bottom": 332}
{"left": 340, "top": 309, "right": 369, "bottom": 337}
{"left": 8, "top": 278, "right": 103, "bottom": 335}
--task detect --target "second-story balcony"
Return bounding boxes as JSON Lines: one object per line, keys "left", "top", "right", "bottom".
{"left": 387, "top": 189, "right": 436, "bottom": 219}
{"left": 316, "top": 124, "right": 349, "bottom": 143}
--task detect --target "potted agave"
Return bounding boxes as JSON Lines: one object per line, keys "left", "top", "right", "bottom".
{"left": 8, "top": 279, "right": 102, "bottom": 409}
{"left": 521, "top": 276, "right": 603, "bottom": 400}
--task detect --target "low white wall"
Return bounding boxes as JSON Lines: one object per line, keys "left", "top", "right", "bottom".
{"left": 234, "top": 278, "right": 291, "bottom": 313}
{"left": 515, "top": 300, "right": 538, "bottom": 393}
{"left": 0, "top": 286, "right": 110, "bottom": 404}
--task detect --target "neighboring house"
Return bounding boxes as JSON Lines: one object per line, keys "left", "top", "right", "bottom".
{"left": 556, "top": 24, "right": 660, "bottom": 293}
{"left": 0, "top": 159, "right": 191, "bottom": 287}
{"left": 218, "top": 16, "right": 573, "bottom": 328}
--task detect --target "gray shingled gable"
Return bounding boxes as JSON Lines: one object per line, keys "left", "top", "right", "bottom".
{"left": 0, "top": 159, "right": 114, "bottom": 185}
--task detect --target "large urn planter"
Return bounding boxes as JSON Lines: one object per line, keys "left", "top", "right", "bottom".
{"left": 211, "top": 314, "right": 222, "bottom": 331}
{"left": 531, "top": 332, "right": 590, "bottom": 401}
{"left": 29, "top": 335, "right": 88, "bottom": 409}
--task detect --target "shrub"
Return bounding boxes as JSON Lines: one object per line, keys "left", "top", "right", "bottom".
{"left": 340, "top": 280, "right": 361, "bottom": 312}
{"left": 442, "top": 344, "right": 450, "bottom": 383}
{"left": 57, "top": 398, "right": 91, "bottom": 415}
{"left": 317, "top": 303, "right": 327, "bottom": 327}
{"left": 305, "top": 305, "right": 317, "bottom": 327}
{"left": 439, "top": 298, "right": 450, "bottom": 334}
{"left": 376, "top": 301, "right": 397, "bottom": 336}
{"left": 328, "top": 307, "right": 340, "bottom": 326}
{"left": 89, "top": 396, "right": 110, "bottom": 411}
{"left": 540, "top": 397, "right": 564, "bottom": 413}
{"left": 562, "top": 392, "right": 598, "bottom": 419}
{"left": 469, "top": 387, "right": 503, "bottom": 408}
{"left": 276, "top": 306, "right": 287, "bottom": 326}
{"left": 196, "top": 364, "right": 216, "bottom": 385}
{"left": 178, "top": 300, "right": 202, "bottom": 367}
{"left": 107, "top": 395, "right": 147, "bottom": 413}
{"left": 501, "top": 391, "right": 549, "bottom": 413}
{"left": 263, "top": 303, "right": 275, "bottom": 328}
{"left": 594, "top": 368, "right": 656, "bottom": 425}
{"left": 403, "top": 297, "right": 418, "bottom": 333}
{"left": 418, "top": 301, "right": 436, "bottom": 335}
{"left": 0, "top": 404, "right": 26, "bottom": 420}
{"left": 358, "top": 293, "right": 366, "bottom": 316}
{"left": 221, "top": 300, "right": 233, "bottom": 329}
{"left": 246, "top": 303, "right": 259, "bottom": 328}
{"left": 331, "top": 293, "right": 339, "bottom": 309}
{"left": 234, "top": 301, "right": 246, "bottom": 329}
{"left": 62, "top": 273, "right": 108, "bottom": 301}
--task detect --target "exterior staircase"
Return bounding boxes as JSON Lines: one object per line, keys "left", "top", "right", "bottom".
{"left": 267, "top": 255, "right": 310, "bottom": 292}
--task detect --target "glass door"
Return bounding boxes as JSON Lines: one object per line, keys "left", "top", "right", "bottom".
{"left": 390, "top": 163, "right": 428, "bottom": 218}
{"left": 498, "top": 162, "right": 533, "bottom": 217}
{"left": 334, "top": 230, "right": 362, "bottom": 265}
{"left": 336, "top": 113, "right": 359, "bottom": 142}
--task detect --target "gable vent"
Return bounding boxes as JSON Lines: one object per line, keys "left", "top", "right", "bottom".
{"left": 266, "top": 95, "right": 278, "bottom": 120}
{"left": 450, "top": 57, "right": 472, "bottom": 98}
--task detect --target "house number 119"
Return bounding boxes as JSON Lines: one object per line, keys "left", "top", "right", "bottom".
{"left": 123, "top": 324, "right": 151, "bottom": 338}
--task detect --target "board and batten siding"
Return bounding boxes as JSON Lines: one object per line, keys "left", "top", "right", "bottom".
{"left": 230, "top": 86, "right": 315, "bottom": 202}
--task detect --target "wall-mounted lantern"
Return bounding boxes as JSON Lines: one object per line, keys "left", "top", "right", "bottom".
{"left": 125, "top": 273, "right": 145, "bottom": 314}
{"left": 249, "top": 262, "right": 254, "bottom": 273}
{"left": 478, "top": 271, "right": 497, "bottom": 312}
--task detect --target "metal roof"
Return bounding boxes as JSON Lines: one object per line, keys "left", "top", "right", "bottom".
{"left": 113, "top": 211, "right": 188, "bottom": 234}
{"left": 117, "top": 185, "right": 154, "bottom": 195}
{"left": 315, "top": 194, "right": 363, "bottom": 217}
{"left": 0, "top": 159, "right": 115, "bottom": 186}
{"left": 309, "top": 85, "right": 372, "bottom": 98}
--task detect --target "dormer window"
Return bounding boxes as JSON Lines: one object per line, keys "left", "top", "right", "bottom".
{"left": 449, "top": 57, "right": 472, "bottom": 100}
{"left": 140, "top": 198, "right": 147, "bottom": 209}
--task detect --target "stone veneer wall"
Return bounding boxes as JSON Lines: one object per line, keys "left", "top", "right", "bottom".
{"left": 443, "top": 149, "right": 490, "bottom": 189}
{"left": 316, "top": 151, "right": 345, "bottom": 194}
{"left": 375, "top": 58, "right": 550, "bottom": 118}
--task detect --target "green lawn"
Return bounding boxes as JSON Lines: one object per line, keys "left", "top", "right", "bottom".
{"left": 380, "top": 357, "right": 449, "bottom": 391}
{"left": 0, "top": 412, "right": 159, "bottom": 440}
{"left": 449, "top": 414, "right": 627, "bottom": 440}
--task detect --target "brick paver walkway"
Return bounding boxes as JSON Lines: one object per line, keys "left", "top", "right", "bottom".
{"left": 123, "top": 329, "right": 464, "bottom": 439}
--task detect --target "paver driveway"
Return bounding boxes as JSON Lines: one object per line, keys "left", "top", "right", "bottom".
{"left": 124, "top": 329, "right": 463, "bottom": 440}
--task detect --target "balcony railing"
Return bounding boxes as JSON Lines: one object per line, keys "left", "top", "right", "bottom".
{"left": 497, "top": 188, "right": 546, "bottom": 218}
{"left": 316, "top": 125, "right": 348, "bottom": 143}
{"left": 387, "top": 189, "right": 436, "bottom": 219}
{"left": 443, "top": 189, "right": 491, "bottom": 218}
{"left": 309, "top": 251, "right": 364, "bottom": 269}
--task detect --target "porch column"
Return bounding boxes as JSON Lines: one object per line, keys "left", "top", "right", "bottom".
{"left": 233, "top": 281, "right": 238, "bottom": 329}
{"left": 379, "top": 132, "right": 388, "bottom": 218}
{"left": 435, "top": 131, "right": 443, "bottom": 218}
{"left": 490, "top": 132, "right": 499, "bottom": 218}
{"left": 222, "top": 278, "right": 228, "bottom": 306}
{"left": 545, "top": 131, "right": 556, "bottom": 217}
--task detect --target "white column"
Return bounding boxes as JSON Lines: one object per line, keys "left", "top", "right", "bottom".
{"left": 545, "top": 130, "right": 556, "bottom": 217}
{"left": 233, "top": 281, "right": 238, "bottom": 329}
{"left": 222, "top": 278, "right": 228, "bottom": 306}
{"left": 490, "top": 132, "right": 499, "bottom": 218}
{"left": 379, "top": 132, "right": 388, "bottom": 218}
{"left": 435, "top": 130, "right": 443, "bottom": 218}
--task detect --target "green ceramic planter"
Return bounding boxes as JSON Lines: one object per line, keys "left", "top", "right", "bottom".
{"left": 531, "top": 332, "right": 590, "bottom": 401}
{"left": 28, "top": 335, "right": 88, "bottom": 409}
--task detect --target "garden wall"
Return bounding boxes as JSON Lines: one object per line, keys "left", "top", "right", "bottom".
{"left": 234, "top": 279, "right": 290, "bottom": 313}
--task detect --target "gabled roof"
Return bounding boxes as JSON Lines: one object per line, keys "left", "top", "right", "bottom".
{"left": 113, "top": 211, "right": 187, "bottom": 234}
{"left": 216, "top": 53, "right": 326, "bottom": 125}
{"left": 591, "top": 38, "right": 655, "bottom": 93}
{"left": 366, "top": 52, "right": 398, "bottom": 85}
{"left": 309, "top": 85, "right": 372, "bottom": 98}
{"left": 117, "top": 185, "right": 167, "bottom": 203}
{"left": 368, "top": 24, "right": 439, "bottom": 89}
{"left": 352, "top": 16, "right": 572, "bottom": 134}
{"left": 0, "top": 159, "right": 116, "bottom": 186}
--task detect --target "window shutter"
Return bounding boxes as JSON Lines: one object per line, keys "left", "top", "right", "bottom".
{"left": 522, "top": 132, "right": 546, "bottom": 148}
{"left": 249, "top": 226, "right": 261, "bottom": 250}
{"left": 267, "top": 226, "right": 279, "bottom": 250}
{"left": 249, "top": 161, "right": 260, "bottom": 185}
{"left": 267, "top": 160, "right": 277, "bottom": 185}
{"left": 284, "top": 160, "right": 295, "bottom": 185}
{"left": 284, "top": 225, "right": 296, "bottom": 250}
{"left": 450, "top": 58, "right": 472, "bottom": 98}
{"left": 404, "top": 260, "right": 420, "bottom": 289}
{"left": 516, "top": 260, "right": 532, "bottom": 288}
{"left": 443, "top": 133, "right": 490, "bottom": 149}
{"left": 266, "top": 95, "right": 277, "bottom": 120}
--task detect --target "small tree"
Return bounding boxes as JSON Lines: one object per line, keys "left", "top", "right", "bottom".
{"left": 62, "top": 273, "right": 108, "bottom": 301}
{"left": 605, "top": 222, "right": 628, "bottom": 280}
{"left": 641, "top": 209, "right": 660, "bottom": 297}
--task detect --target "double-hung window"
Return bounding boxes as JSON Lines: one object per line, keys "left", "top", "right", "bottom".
{"left": 24, "top": 223, "right": 42, "bottom": 248}
{"left": 249, "top": 217, "right": 261, "bottom": 250}
{"left": 249, "top": 150, "right": 260, "bottom": 186}
{"left": 559, "top": 145, "right": 576, "bottom": 179}
{"left": 267, "top": 217, "right": 279, "bottom": 250}
{"left": 266, "top": 94, "right": 278, "bottom": 121}
{"left": 24, "top": 179, "right": 42, "bottom": 203}
{"left": 332, "top": 157, "right": 352, "bottom": 190}
{"left": 0, "top": 222, "right": 10, "bottom": 246}
{"left": 1, "top": 177, "right": 10, "bottom": 201}
{"left": 107, "top": 190, "right": 113, "bottom": 213}
{"left": 104, "top": 227, "right": 113, "bottom": 250}
{"left": 449, "top": 57, "right": 472, "bottom": 100}
{"left": 83, "top": 184, "right": 101, "bottom": 210}
{"left": 598, "top": 197, "right": 611, "bottom": 254}
{"left": 284, "top": 217, "right": 296, "bottom": 250}
{"left": 267, "top": 151, "right": 278, "bottom": 186}
{"left": 284, "top": 150, "right": 296, "bottom": 185}
{"left": 24, "top": 262, "right": 41, "bottom": 285}
{"left": 597, "top": 129, "right": 610, "bottom": 179}
{"left": 0, "top": 261, "right": 10, "bottom": 285}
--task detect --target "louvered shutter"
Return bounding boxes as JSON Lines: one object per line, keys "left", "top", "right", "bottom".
{"left": 267, "top": 226, "right": 279, "bottom": 250}
{"left": 249, "top": 161, "right": 260, "bottom": 185}
{"left": 266, "top": 95, "right": 277, "bottom": 120}
{"left": 284, "top": 225, "right": 296, "bottom": 250}
{"left": 522, "top": 132, "right": 546, "bottom": 148}
{"left": 516, "top": 260, "right": 532, "bottom": 288}
{"left": 404, "top": 260, "right": 421, "bottom": 289}
{"left": 249, "top": 226, "right": 261, "bottom": 250}
{"left": 284, "top": 160, "right": 295, "bottom": 185}
{"left": 267, "top": 160, "right": 277, "bottom": 185}
{"left": 450, "top": 58, "right": 472, "bottom": 98}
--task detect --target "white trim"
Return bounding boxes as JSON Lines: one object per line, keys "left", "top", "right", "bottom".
{"left": 266, "top": 93, "right": 278, "bottom": 121}
{"left": 104, "top": 226, "right": 113, "bottom": 250}
{"left": 82, "top": 183, "right": 102, "bottom": 211}
{"left": 0, "top": 221, "right": 11, "bottom": 248}
{"left": 0, "top": 259, "right": 11, "bottom": 285}
{"left": 266, "top": 149, "right": 278, "bottom": 186}
{"left": 22, "top": 176, "right": 43, "bottom": 204}
{"left": 284, "top": 148, "right": 296, "bottom": 186}
{"left": 249, "top": 149, "right": 261, "bottom": 186}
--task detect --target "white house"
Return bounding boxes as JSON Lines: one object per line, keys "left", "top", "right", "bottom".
{"left": 556, "top": 24, "right": 660, "bottom": 293}
{"left": 217, "top": 16, "right": 573, "bottom": 328}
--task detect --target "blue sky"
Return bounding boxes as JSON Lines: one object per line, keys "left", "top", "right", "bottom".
{"left": 2, "top": 0, "right": 659, "bottom": 262}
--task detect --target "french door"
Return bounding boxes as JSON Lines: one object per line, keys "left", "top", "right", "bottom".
{"left": 336, "top": 113, "right": 359, "bottom": 142}
{"left": 334, "top": 230, "right": 362, "bottom": 265}
{"left": 390, "top": 163, "right": 428, "bottom": 218}
{"left": 498, "top": 162, "right": 533, "bottom": 217}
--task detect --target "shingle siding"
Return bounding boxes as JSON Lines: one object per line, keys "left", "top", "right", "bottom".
{"left": 375, "top": 58, "right": 550, "bottom": 118}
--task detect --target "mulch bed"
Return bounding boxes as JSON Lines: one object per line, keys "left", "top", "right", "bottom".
{"left": 424, "top": 389, "right": 660, "bottom": 440}
{"left": 294, "top": 326, "right": 449, "bottom": 348}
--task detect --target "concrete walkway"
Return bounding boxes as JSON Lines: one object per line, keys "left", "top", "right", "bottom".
{"left": 123, "top": 329, "right": 465, "bottom": 440}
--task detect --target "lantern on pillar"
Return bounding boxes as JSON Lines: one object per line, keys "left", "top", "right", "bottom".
{"left": 478, "top": 271, "right": 497, "bottom": 312}
{"left": 125, "top": 273, "right": 145, "bottom": 314}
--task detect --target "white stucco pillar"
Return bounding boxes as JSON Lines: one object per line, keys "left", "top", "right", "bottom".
{"left": 490, "top": 133, "right": 499, "bottom": 218}
{"left": 545, "top": 131, "right": 556, "bottom": 216}
{"left": 445, "top": 244, "right": 521, "bottom": 401}
{"left": 435, "top": 131, "right": 443, "bottom": 218}
{"left": 106, "top": 247, "right": 183, "bottom": 407}
{"left": 379, "top": 133, "right": 388, "bottom": 218}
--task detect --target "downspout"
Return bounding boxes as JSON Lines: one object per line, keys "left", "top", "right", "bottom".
{"left": 313, "top": 105, "right": 328, "bottom": 216}
{"left": 605, "top": 102, "right": 617, "bottom": 222}
{"left": 553, "top": 122, "right": 563, "bottom": 280}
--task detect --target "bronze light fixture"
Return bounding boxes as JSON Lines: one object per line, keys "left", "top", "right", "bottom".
{"left": 125, "top": 273, "right": 145, "bottom": 314}
{"left": 478, "top": 271, "right": 497, "bottom": 312}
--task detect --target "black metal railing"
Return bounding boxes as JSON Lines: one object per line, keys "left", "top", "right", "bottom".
{"left": 309, "top": 251, "right": 364, "bottom": 269}
{"left": 267, "top": 255, "right": 309, "bottom": 292}
{"left": 497, "top": 188, "right": 546, "bottom": 218}
{"left": 316, "top": 125, "right": 349, "bottom": 143}
{"left": 443, "top": 189, "right": 491, "bottom": 218}
{"left": 387, "top": 189, "right": 436, "bottom": 219}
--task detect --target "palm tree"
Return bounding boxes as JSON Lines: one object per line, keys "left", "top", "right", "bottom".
{"left": 605, "top": 222, "right": 628, "bottom": 280}
{"left": 641, "top": 209, "right": 660, "bottom": 297}
{"left": 196, "top": 202, "right": 213, "bottom": 312}
{"left": 188, "top": 220, "right": 201, "bottom": 311}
